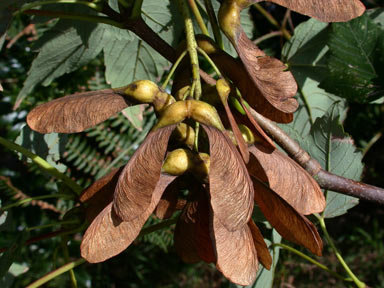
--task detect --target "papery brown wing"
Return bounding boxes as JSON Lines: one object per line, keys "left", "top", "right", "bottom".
{"left": 236, "top": 31, "right": 298, "bottom": 114}
{"left": 113, "top": 125, "right": 177, "bottom": 221}
{"left": 79, "top": 167, "right": 123, "bottom": 222}
{"left": 248, "top": 145, "right": 325, "bottom": 215}
{"left": 174, "top": 186, "right": 215, "bottom": 264}
{"left": 239, "top": 100, "right": 275, "bottom": 148}
{"left": 248, "top": 219, "right": 272, "bottom": 270}
{"left": 196, "top": 187, "right": 216, "bottom": 263}
{"left": 154, "top": 179, "right": 181, "bottom": 219}
{"left": 81, "top": 173, "right": 176, "bottom": 263}
{"left": 267, "top": 0, "right": 365, "bottom": 22}
{"left": 27, "top": 89, "right": 131, "bottom": 133}
{"left": 212, "top": 215, "right": 258, "bottom": 286}
{"left": 174, "top": 200, "right": 201, "bottom": 263}
{"left": 203, "top": 125, "right": 254, "bottom": 231}
{"left": 211, "top": 49, "right": 295, "bottom": 123}
{"left": 222, "top": 93, "right": 250, "bottom": 163}
{"left": 252, "top": 177, "right": 323, "bottom": 256}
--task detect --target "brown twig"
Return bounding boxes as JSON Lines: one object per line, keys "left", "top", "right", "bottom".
{"left": 249, "top": 109, "right": 384, "bottom": 205}
{"left": 0, "top": 176, "right": 62, "bottom": 213}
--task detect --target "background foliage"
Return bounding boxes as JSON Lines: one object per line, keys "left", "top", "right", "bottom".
{"left": 1, "top": 0, "right": 384, "bottom": 287}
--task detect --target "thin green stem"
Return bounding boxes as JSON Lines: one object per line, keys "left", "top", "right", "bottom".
{"left": 22, "top": 9, "right": 124, "bottom": 28}
{"left": 272, "top": 243, "right": 352, "bottom": 282}
{"left": 179, "top": 0, "right": 202, "bottom": 100}
{"left": 26, "top": 220, "right": 78, "bottom": 232}
{"left": 61, "top": 235, "right": 78, "bottom": 288}
{"left": 131, "top": 0, "right": 144, "bottom": 19}
{"left": 188, "top": 0, "right": 210, "bottom": 36}
{"left": 117, "top": 0, "right": 130, "bottom": 8}
{"left": 317, "top": 217, "right": 366, "bottom": 288}
{"left": 15, "top": 0, "right": 102, "bottom": 15}
{"left": 182, "top": 87, "right": 191, "bottom": 100}
{"left": 194, "top": 122, "right": 200, "bottom": 152}
{"left": 203, "top": 0, "right": 224, "bottom": 49}
{"left": 253, "top": 3, "right": 291, "bottom": 40}
{"left": 139, "top": 218, "right": 177, "bottom": 237}
{"left": 197, "top": 46, "right": 222, "bottom": 77}
{"left": 254, "top": 31, "right": 282, "bottom": 45}
{"left": 26, "top": 259, "right": 86, "bottom": 288}
{"left": 2, "top": 194, "right": 74, "bottom": 211}
{"left": 0, "top": 136, "right": 82, "bottom": 194}
{"left": 162, "top": 50, "right": 188, "bottom": 89}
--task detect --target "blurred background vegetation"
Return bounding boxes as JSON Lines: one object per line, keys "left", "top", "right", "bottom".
{"left": 1, "top": 0, "right": 383, "bottom": 287}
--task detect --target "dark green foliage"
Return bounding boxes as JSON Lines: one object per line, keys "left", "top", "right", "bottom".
{"left": 320, "top": 12, "right": 384, "bottom": 103}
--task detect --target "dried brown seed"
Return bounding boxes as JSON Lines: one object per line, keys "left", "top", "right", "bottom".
{"left": 113, "top": 125, "right": 177, "bottom": 221}
{"left": 27, "top": 89, "right": 131, "bottom": 133}
{"left": 81, "top": 173, "right": 177, "bottom": 263}
{"left": 203, "top": 125, "right": 254, "bottom": 231}
{"left": 252, "top": 177, "right": 323, "bottom": 256}
{"left": 248, "top": 145, "right": 326, "bottom": 215}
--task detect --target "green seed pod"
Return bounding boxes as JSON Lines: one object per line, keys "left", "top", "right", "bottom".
{"left": 188, "top": 100, "right": 225, "bottom": 130}
{"left": 162, "top": 148, "right": 194, "bottom": 176}
{"left": 123, "top": 80, "right": 160, "bottom": 103}
{"left": 175, "top": 86, "right": 190, "bottom": 100}
{"left": 153, "top": 91, "right": 176, "bottom": 114}
{"left": 218, "top": 0, "right": 241, "bottom": 41}
{"left": 153, "top": 100, "right": 225, "bottom": 131}
{"left": 173, "top": 123, "right": 195, "bottom": 148}
{"left": 238, "top": 124, "right": 255, "bottom": 145}
{"left": 196, "top": 35, "right": 219, "bottom": 55}
{"left": 216, "top": 78, "right": 231, "bottom": 103}
{"left": 153, "top": 101, "right": 189, "bottom": 130}
{"left": 192, "top": 152, "right": 210, "bottom": 181}
{"left": 228, "top": 95, "right": 246, "bottom": 115}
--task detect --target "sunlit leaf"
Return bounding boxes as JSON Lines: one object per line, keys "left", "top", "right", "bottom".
{"left": 15, "top": 23, "right": 109, "bottom": 109}
{"left": 320, "top": 14, "right": 384, "bottom": 103}
{"left": 282, "top": 18, "right": 347, "bottom": 137}
{"left": 303, "top": 107, "right": 363, "bottom": 218}
{"left": 15, "top": 125, "right": 68, "bottom": 172}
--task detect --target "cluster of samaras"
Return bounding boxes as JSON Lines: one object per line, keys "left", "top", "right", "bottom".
{"left": 26, "top": 0, "right": 365, "bottom": 285}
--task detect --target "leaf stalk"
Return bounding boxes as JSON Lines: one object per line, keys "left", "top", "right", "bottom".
{"left": 317, "top": 217, "right": 367, "bottom": 288}
{"left": 0, "top": 136, "right": 82, "bottom": 194}
{"left": 179, "top": 0, "right": 202, "bottom": 100}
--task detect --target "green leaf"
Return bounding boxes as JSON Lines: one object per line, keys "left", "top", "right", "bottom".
{"left": 103, "top": 29, "right": 167, "bottom": 87}
{"left": 121, "top": 105, "right": 145, "bottom": 131}
{"left": 143, "top": 0, "right": 183, "bottom": 45}
{"left": 0, "top": 230, "right": 28, "bottom": 278}
{"left": 229, "top": 229, "right": 282, "bottom": 288}
{"left": 320, "top": 14, "right": 384, "bottom": 103}
{"left": 15, "top": 125, "right": 68, "bottom": 172}
{"left": 282, "top": 18, "right": 346, "bottom": 137}
{"left": 0, "top": 200, "right": 7, "bottom": 228}
{"left": 0, "top": 7, "right": 12, "bottom": 51}
{"left": 303, "top": 106, "right": 363, "bottom": 218}
{"left": 15, "top": 22, "right": 109, "bottom": 108}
